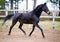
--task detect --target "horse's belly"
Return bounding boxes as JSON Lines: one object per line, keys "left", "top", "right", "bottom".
{"left": 21, "top": 19, "right": 33, "bottom": 24}
{"left": 24, "top": 22, "right": 33, "bottom": 24}
{"left": 19, "top": 16, "right": 34, "bottom": 24}
{"left": 23, "top": 20, "right": 33, "bottom": 24}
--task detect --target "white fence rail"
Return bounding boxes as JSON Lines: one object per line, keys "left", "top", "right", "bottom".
{"left": 0, "top": 9, "right": 60, "bottom": 28}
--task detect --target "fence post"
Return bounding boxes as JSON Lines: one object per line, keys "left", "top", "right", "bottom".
{"left": 52, "top": 11, "right": 55, "bottom": 29}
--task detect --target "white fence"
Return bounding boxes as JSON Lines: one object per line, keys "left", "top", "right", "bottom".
{"left": 0, "top": 9, "right": 60, "bottom": 28}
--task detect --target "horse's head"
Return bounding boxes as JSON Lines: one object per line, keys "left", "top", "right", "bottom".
{"left": 32, "top": 3, "right": 50, "bottom": 17}
{"left": 42, "top": 3, "right": 50, "bottom": 15}
{"left": 33, "top": 3, "right": 50, "bottom": 15}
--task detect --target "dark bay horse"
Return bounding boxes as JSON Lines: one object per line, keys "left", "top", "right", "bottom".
{"left": 2, "top": 3, "right": 50, "bottom": 38}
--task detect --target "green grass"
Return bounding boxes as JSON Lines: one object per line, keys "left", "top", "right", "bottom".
{"left": 0, "top": 20, "right": 60, "bottom": 30}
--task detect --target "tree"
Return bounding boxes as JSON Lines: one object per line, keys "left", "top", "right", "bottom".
{"left": 50, "top": 0, "right": 58, "bottom": 4}
{"left": 14, "top": 0, "right": 24, "bottom": 9}
{"left": 0, "top": 0, "right": 5, "bottom": 9}
{"left": 50, "top": 0, "right": 59, "bottom": 9}
{"left": 59, "top": 0, "right": 60, "bottom": 16}
{"left": 10, "top": 0, "right": 13, "bottom": 9}
{"left": 14, "top": 0, "right": 19, "bottom": 9}
{"left": 26, "top": 0, "right": 28, "bottom": 10}
{"left": 33, "top": 0, "right": 37, "bottom": 9}
{"left": 50, "top": 0, "right": 59, "bottom": 16}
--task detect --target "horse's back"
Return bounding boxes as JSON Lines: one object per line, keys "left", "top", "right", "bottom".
{"left": 12, "top": 13, "right": 22, "bottom": 20}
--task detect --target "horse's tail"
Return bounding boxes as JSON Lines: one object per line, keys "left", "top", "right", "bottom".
{"left": 2, "top": 14, "right": 14, "bottom": 25}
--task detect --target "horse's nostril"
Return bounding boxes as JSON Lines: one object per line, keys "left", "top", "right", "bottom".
{"left": 47, "top": 11, "right": 50, "bottom": 15}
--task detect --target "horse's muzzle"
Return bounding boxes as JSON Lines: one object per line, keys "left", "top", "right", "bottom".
{"left": 47, "top": 11, "right": 50, "bottom": 15}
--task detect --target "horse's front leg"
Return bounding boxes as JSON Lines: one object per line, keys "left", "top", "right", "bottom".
{"left": 29, "top": 25, "right": 35, "bottom": 36}
{"left": 34, "top": 22, "right": 45, "bottom": 38}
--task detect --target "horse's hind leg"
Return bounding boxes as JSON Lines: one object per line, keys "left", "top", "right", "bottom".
{"left": 18, "top": 23, "right": 26, "bottom": 35}
{"left": 29, "top": 25, "right": 35, "bottom": 36}
{"left": 8, "top": 20, "right": 17, "bottom": 35}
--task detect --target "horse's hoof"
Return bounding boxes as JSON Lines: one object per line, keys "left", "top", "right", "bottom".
{"left": 8, "top": 34, "right": 10, "bottom": 35}
{"left": 24, "top": 33, "right": 26, "bottom": 35}
{"left": 53, "top": 27, "right": 55, "bottom": 29}
{"left": 29, "top": 35, "right": 31, "bottom": 37}
{"left": 43, "top": 36, "right": 45, "bottom": 38}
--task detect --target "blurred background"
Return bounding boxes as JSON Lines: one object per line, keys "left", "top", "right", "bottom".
{"left": 0, "top": 0, "right": 59, "bottom": 10}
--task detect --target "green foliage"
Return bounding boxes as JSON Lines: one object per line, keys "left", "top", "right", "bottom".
{"left": 59, "top": 0, "right": 60, "bottom": 9}
{"left": 0, "top": 0, "right": 5, "bottom": 9}
{"left": 50, "top": 0, "right": 59, "bottom": 4}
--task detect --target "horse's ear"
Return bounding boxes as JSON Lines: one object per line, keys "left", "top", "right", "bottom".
{"left": 44, "top": 3, "right": 46, "bottom": 5}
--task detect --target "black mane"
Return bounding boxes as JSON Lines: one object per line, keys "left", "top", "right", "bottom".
{"left": 32, "top": 4, "right": 43, "bottom": 17}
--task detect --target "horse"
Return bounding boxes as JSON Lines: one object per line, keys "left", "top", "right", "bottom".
{"left": 2, "top": 3, "right": 50, "bottom": 38}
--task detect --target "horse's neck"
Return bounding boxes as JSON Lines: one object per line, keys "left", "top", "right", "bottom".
{"left": 33, "top": 10, "right": 42, "bottom": 18}
{"left": 32, "top": 7, "right": 42, "bottom": 18}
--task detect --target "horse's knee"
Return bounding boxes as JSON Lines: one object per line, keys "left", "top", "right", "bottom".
{"left": 19, "top": 24, "right": 23, "bottom": 28}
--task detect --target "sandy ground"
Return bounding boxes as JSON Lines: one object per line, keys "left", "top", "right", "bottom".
{"left": 0, "top": 28, "right": 60, "bottom": 42}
